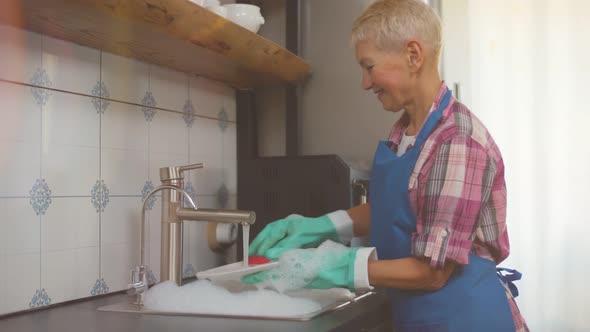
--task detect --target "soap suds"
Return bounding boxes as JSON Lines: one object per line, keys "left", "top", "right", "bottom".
{"left": 256, "top": 240, "right": 351, "bottom": 293}
{"left": 144, "top": 280, "right": 321, "bottom": 317}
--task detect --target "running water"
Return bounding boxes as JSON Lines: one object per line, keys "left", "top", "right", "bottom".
{"left": 242, "top": 223, "right": 250, "bottom": 267}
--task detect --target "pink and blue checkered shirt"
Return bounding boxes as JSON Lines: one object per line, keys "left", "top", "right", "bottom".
{"left": 388, "top": 83, "right": 528, "bottom": 331}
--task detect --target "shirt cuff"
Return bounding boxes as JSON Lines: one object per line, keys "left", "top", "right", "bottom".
{"left": 353, "top": 247, "right": 377, "bottom": 291}
{"left": 326, "top": 210, "right": 354, "bottom": 244}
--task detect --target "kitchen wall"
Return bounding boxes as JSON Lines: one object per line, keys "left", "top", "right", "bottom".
{"left": 254, "top": 0, "right": 398, "bottom": 168}
{"left": 0, "top": 23, "right": 237, "bottom": 315}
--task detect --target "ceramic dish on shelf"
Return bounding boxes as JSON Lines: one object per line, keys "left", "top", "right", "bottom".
{"left": 196, "top": 261, "right": 278, "bottom": 281}
{"left": 223, "top": 4, "right": 265, "bottom": 33}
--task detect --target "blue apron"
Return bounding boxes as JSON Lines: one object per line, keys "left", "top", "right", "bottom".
{"left": 369, "top": 88, "right": 517, "bottom": 332}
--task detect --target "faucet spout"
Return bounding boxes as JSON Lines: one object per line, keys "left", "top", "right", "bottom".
{"left": 176, "top": 208, "right": 256, "bottom": 225}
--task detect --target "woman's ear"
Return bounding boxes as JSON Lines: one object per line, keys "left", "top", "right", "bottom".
{"left": 406, "top": 40, "right": 424, "bottom": 72}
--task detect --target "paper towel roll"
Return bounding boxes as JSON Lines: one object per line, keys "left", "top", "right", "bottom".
{"left": 207, "top": 222, "right": 238, "bottom": 252}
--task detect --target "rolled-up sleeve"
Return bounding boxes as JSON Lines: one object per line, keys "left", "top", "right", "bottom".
{"left": 412, "top": 134, "right": 497, "bottom": 269}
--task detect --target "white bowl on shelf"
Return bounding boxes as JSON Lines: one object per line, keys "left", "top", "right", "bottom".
{"left": 223, "top": 4, "right": 265, "bottom": 33}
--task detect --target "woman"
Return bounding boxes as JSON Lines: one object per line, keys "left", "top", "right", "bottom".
{"left": 244, "top": 0, "right": 528, "bottom": 330}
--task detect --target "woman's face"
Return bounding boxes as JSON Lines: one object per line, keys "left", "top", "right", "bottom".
{"left": 355, "top": 39, "right": 412, "bottom": 112}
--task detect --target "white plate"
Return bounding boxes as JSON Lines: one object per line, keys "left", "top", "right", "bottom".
{"left": 196, "top": 261, "right": 279, "bottom": 281}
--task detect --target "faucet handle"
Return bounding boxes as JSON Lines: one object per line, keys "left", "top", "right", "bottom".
{"left": 179, "top": 163, "right": 204, "bottom": 172}
{"left": 160, "top": 163, "right": 204, "bottom": 181}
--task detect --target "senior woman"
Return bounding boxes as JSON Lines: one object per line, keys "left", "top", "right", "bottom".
{"left": 243, "top": 0, "right": 528, "bottom": 330}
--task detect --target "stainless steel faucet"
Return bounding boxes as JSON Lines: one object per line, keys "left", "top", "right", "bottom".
{"left": 127, "top": 163, "right": 256, "bottom": 306}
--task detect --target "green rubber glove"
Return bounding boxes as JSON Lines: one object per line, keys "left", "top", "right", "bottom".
{"left": 242, "top": 241, "right": 360, "bottom": 291}
{"left": 248, "top": 215, "right": 340, "bottom": 260}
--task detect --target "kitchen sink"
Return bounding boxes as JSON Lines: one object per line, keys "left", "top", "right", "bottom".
{"left": 98, "top": 280, "right": 375, "bottom": 321}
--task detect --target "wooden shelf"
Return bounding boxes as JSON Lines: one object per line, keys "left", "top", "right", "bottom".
{"left": 0, "top": 0, "right": 311, "bottom": 89}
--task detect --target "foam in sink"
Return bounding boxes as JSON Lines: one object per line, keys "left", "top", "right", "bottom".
{"left": 143, "top": 280, "right": 355, "bottom": 318}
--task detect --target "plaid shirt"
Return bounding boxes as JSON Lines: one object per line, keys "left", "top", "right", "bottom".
{"left": 388, "top": 83, "right": 528, "bottom": 331}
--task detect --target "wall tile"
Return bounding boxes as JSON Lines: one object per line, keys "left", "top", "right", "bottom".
{"left": 189, "top": 76, "right": 236, "bottom": 121}
{"left": 41, "top": 35, "right": 100, "bottom": 96}
{"left": 102, "top": 149, "right": 148, "bottom": 196}
{"left": 101, "top": 102, "right": 147, "bottom": 150}
{"left": 0, "top": 82, "right": 41, "bottom": 197}
{"left": 189, "top": 118, "right": 224, "bottom": 196}
{"left": 100, "top": 53, "right": 149, "bottom": 105}
{"left": 150, "top": 110, "right": 189, "bottom": 155}
{"left": 41, "top": 247, "right": 99, "bottom": 304}
{"left": 101, "top": 242, "right": 137, "bottom": 293}
{"left": 42, "top": 145, "right": 99, "bottom": 197}
{"left": 42, "top": 91, "right": 99, "bottom": 147}
{"left": 0, "top": 25, "right": 42, "bottom": 84}
{"left": 222, "top": 124, "right": 237, "bottom": 195}
{"left": 101, "top": 197, "right": 141, "bottom": 246}
{"left": 42, "top": 197, "right": 99, "bottom": 251}
{"left": 150, "top": 65, "right": 188, "bottom": 112}
{"left": 0, "top": 199, "right": 40, "bottom": 255}
{"left": 1, "top": 253, "right": 40, "bottom": 314}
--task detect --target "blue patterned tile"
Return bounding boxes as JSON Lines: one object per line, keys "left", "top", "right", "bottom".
{"left": 30, "top": 67, "right": 52, "bottom": 107}
{"left": 217, "top": 108, "right": 228, "bottom": 131}
{"left": 183, "top": 264, "right": 196, "bottom": 278}
{"left": 91, "top": 180, "right": 110, "bottom": 212}
{"left": 29, "top": 288, "right": 51, "bottom": 308}
{"left": 90, "top": 81, "right": 110, "bottom": 114}
{"left": 147, "top": 269, "right": 158, "bottom": 285}
{"left": 90, "top": 278, "right": 109, "bottom": 296}
{"left": 141, "top": 91, "right": 157, "bottom": 122}
{"left": 183, "top": 99, "right": 195, "bottom": 128}
{"left": 217, "top": 183, "right": 228, "bottom": 208}
{"left": 29, "top": 179, "right": 52, "bottom": 216}
{"left": 141, "top": 180, "right": 156, "bottom": 210}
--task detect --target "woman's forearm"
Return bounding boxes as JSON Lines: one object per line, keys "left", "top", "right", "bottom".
{"left": 347, "top": 203, "right": 371, "bottom": 237}
{"left": 368, "top": 257, "right": 456, "bottom": 291}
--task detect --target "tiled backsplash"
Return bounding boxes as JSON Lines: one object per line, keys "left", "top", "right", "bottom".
{"left": 0, "top": 24, "right": 237, "bottom": 315}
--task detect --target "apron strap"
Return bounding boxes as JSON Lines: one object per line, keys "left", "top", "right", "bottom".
{"left": 496, "top": 267, "right": 522, "bottom": 298}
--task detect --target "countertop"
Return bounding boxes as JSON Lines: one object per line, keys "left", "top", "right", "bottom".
{"left": 0, "top": 291, "right": 392, "bottom": 332}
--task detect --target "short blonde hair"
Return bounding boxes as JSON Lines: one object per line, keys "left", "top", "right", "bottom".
{"left": 351, "top": 0, "right": 443, "bottom": 63}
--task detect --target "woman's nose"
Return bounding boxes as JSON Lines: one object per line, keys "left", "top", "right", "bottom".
{"left": 361, "top": 73, "right": 372, "bottom": 90}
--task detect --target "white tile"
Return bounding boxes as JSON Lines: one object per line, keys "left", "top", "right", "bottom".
{"left": 101, "top": 148, "right": 148, "bottom": 196}
{"left": 2, "top": 253, "right": 40, "bottom": 314}
{"left": 149, "top": 152, "right": 190, "bottom": 186}
{"left": 0, "top": 81, "right": 41, "bottom": 144}
{"left": 100, "top": 52, "right": 149, "bottom": 105}
{"left": 190, "top": 117, "right": 223, "bottom": 157}
{"left": 76, "top": 246, "right": 100, "bottom": 298}
{"left": 189, "top": 118, "right": 224, "bottom": 196}
{"left": 42, "top": 144, "right": 99, "bottom": 197}
{"left": 0, "top": 82, "right": 42, "bottom": 197}
{"left": 0, "top": 198, "right": 40, "bottom": 255}
{"left": 189, "top": 76, "right": 236, "bottom": 121}
{"left": 0, "top": 141, "right": 40, "bottom": 197}
{"left": 150, "top": 65, "right": 188, "bottom": 112}
{"left": 149, "top": 110, "right": 189, "bottom": 155}
{"left": 101, "top": 242, "right": 137, "bottom": 292}
{"left": 42, "top": 91, "right": 99, "bottom": 148}
{"left": 101, "top": 102, "right": 147, "bottom": 150}
{"left": 222, "top": 123, "right": 237, "bottom": 195}
{"left": 41, "top": 247, "right": 99, "bottom": 304}
{"left": 41, "top": 35, "right": 100, "bottom": 95}
{"left": 0, "top": 25, "right": 42, "bottom": 84}
{"left": 101, "top": 197, "right": 141, "bottom": 246}
{"left": 42, "top": 197, "right": 99, "bottom": 251}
